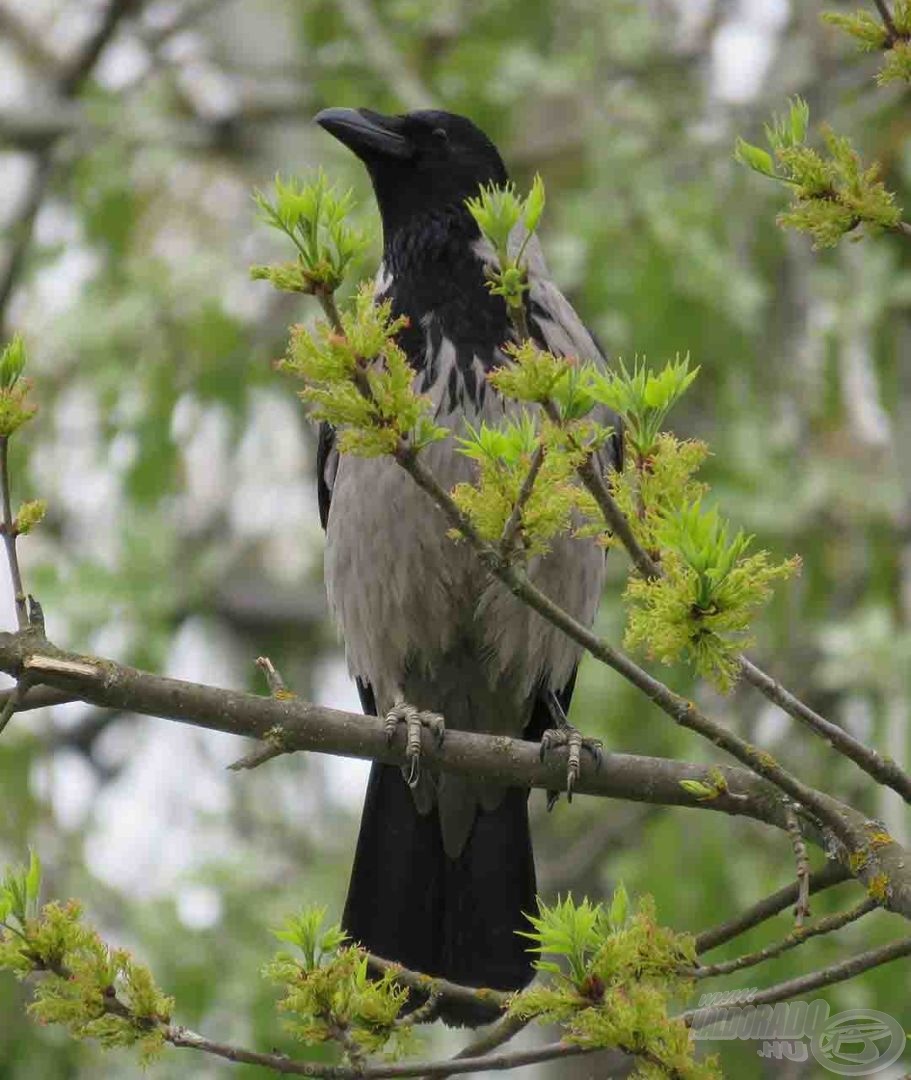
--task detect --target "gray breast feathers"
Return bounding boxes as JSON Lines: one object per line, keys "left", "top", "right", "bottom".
{"left": 322, "top": 234, "right": 614, "bottom": 714}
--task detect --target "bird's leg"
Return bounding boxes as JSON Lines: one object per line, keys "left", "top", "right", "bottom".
{"left": 384, "top": 697, "right": 445, "bottom": 788}
{"left": 540, "top": 691, "right": 603, "bottom": 809}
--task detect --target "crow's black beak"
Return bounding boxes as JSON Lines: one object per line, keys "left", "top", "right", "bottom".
{"left": 314, "top": 108, "right": 413, "bottom": 161}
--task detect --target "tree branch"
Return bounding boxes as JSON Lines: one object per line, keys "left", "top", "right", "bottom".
{"left": 4, "top": 628, "right": 911, "bottom": 917}
{"left": 0, "top": 436, "right": 27, "bottom": 629}
{"left": 499, "top": 443, "right": 546, "bottom": 556}
{"left": 692, "top": 897, "right": 879, "bottom": 980}
{"left": 571, "top": 427, "right": 911, "bottom": 803}
{"left": 873, "top": 0, "right": 900, "bottom": 45}
{"left": 167, "top": 1027, "right": 594, "bottom": 1078}
{"left": 784, "top": 802, "right": 812, "bottom": 927}
{"left": 695, "top": 861, "right": 852, "bottom": 954}
{"left": 391, "top": 445, "right": 887, "bottom": 864}
{"left": 685, "top": 935, "right": 911, "bottom": 1029}
{"left": 366, "top": 954, "right": 508, "bottom": 1016}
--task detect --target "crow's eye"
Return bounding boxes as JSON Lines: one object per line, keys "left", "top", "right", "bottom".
{"left": 431, "top": 127, "right": 448, "bottom": 142}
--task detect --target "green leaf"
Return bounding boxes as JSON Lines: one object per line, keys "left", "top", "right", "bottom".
{"left": 789, "top": 96, "right": 810, "bottom": 145}
{"left": 523, "top": 173, "right": 547, "bottom": 233}
{"left": 25, "top": 850, "right": 41, "bottom": 910}
{"left": 607, "top": 883, "right": 629, "bottom": 929}
{"left": 0, "top": 336, "right": 26, "bottom": 390}
{"left": 679, "top": 779, "right": 718, "bottom": 801}
{"left": 733, "top": 138, "right": 776, "bottom": 178}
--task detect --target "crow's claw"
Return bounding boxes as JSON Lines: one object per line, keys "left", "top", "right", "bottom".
{"left": 384, "top": 702, "right": 445, "bottom": 788}
{"left": 540, "top": 724, "right": 603, "bottom": 805}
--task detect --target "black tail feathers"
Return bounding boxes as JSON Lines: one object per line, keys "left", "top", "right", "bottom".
{"left": 342, "top": 762, "right": 536, "bottom": 1025}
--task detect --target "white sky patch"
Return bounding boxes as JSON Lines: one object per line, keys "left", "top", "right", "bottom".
{"left": 316, "top": 656, "right": 371, "bottom": 810}
{"left": 711, "top": 22, "right": 775, "bottom": 104}
{"left": 95, "top": 34, "right": 151, "bottom": 91}
{"left": 176, "top": 883, "right": 223, "bottom": 930}
{"left": 0, "top": 47, "right": 29, "bottom": 107}
{"left": 0, "top": 153, "right": 33, "bottom": 226}
{"left": 32, "top": 748, "right": 98, "bottom": 831}
{"left": 84, "top": 618, "right": 249, "bottom": 895}
{"left": 710, "top": 0, "right": 790, "bottom": 105}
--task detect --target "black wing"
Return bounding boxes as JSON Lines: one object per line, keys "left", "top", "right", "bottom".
{"left": 316, "top": 421, "right": 338, "bottom": 532}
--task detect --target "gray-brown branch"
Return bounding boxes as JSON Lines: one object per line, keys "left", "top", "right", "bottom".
{"left": 3, "top": 627, "right": 911, "bottom": 918}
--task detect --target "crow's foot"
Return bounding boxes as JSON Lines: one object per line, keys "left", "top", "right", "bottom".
{"left": 540, "top": 724, "right": 603, "bottom": 806}
{"left": 539, "top": 691, "right": 602, "bottom": 808}
{"left": 384, "top": 701, "right": 445, "bottom": 788}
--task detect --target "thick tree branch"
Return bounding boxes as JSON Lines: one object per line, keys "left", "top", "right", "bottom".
{"left": 4, "top": 628, "right": 911, "bottom": 917}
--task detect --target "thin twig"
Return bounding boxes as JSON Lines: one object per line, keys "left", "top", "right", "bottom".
{"left": 24, "top": 955, "right": 588, "bottom": 1079}
{"left": 738, "top": 656, "right": 911, "bottom": 803}
{"left": 873, "top": 0, "right": 900, "bottom": 44}
{"left": 499, "top": 443, "right": 546, "bottom": 556}
{"left": 0, "top": 684, "right": 74, "bottom": 713}
{"left": 227, "top": 656, "right": 296, "bottom": 768}
{"left": 394, "top": 444, "right": 859, "bottom": 847}
{"left": 227, "top": 742, "right": 286, "bottom": 770}
{"left": 695, "top": 861, "right": 851, "bottom": 953}
{"left": 0, "top": 437, "right": 27, "bottom": 629}
{"left": 56, "top": 0, "right": 139, "bottom": 96}
{"left": 256, "top": 655, "right": 291, "bottom": 697}
{"left": 570, "top": 413, "right": 911, "bottom": 804}
{"left": 685, "top": 935, "right": 911, "bottom": 1028}
{"left": 0, "top": 676, "right": 27, "bottom": 736}
{"left": 395, "top": 991, "right": 441, "bottom": 1027}
{"left": 437, "top": 1014, "right": 531, "bottom": 1080}
{"left": 366, "top": 954, "right": 509, "bottom": 1017}
{"left": 168, "top": 1027, "right": 593, "bottom": 1077}
{"left": 692, "top": 897, "right": 879, "bottom": 979}
{"left": 784, "top": 802, "right": 812, "bottom": 927}
{"left": 315, "top": 287, "right": 344, "bottom": 334}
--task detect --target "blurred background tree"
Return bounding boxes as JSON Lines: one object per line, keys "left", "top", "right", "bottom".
{"left": 0, "top": 0, "right": 908, "bottom": 1075}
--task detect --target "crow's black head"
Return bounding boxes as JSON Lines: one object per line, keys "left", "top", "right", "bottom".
{"left": 315, "top": 108, "right": 508, "bottom": 240}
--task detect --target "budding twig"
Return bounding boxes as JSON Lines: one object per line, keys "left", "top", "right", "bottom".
{"left": 0, "top": 436, "right": 27, "bottom": 630}
{"left": 498, "top": 442, "right": 546, "bottom": 557}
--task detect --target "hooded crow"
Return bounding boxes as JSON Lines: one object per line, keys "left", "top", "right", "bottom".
{"left": 313, "top": 107, "right": 620, "bottom": 1022}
